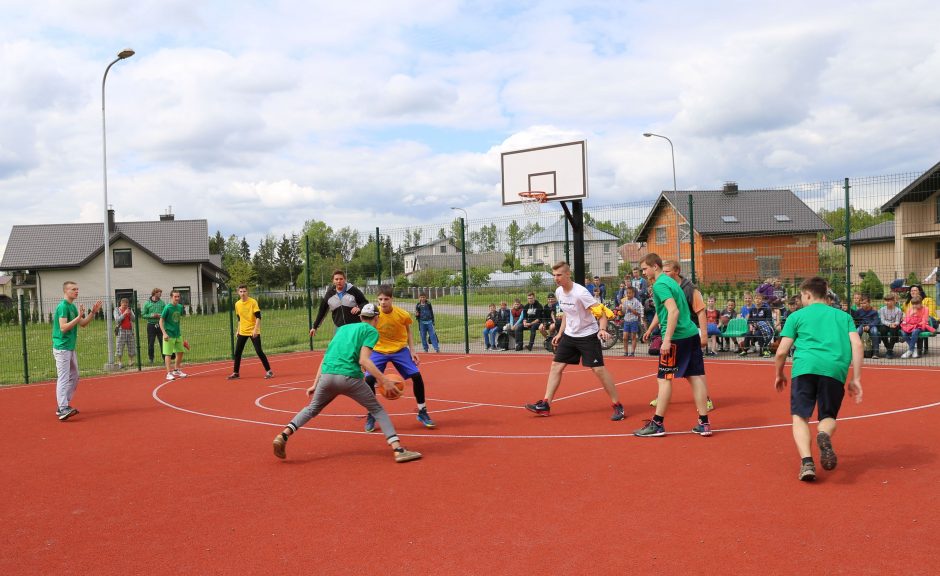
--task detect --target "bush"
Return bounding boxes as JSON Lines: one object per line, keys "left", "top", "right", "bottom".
{"left": 857, "top": 270, "right": 884, "bottom": 299}
{"left": 906, "top": 272, "right": 920, "bottom": 286}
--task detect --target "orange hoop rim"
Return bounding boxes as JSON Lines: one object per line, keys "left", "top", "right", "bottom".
{"left": 518, "top": 191, "right": 549, "bottom": 203}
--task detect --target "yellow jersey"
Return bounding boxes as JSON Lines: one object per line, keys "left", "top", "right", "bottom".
{"left": 235, "top": 297, "right": 262, "bottom": 336}
{"left": 374, "top": 305, "right": 412, "bottom": 354}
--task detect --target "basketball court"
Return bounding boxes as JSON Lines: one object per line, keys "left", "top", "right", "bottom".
{"left": 2, "top": 351, "right": 937, "bottom": 575}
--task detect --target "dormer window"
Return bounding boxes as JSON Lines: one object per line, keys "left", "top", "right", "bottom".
{"left": 721, "top": 215, "right": 738, "bottom": 223}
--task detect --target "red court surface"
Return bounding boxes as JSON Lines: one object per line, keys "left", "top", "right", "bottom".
{"left": 2, "top": 352, "right": 938, "bottom": 575}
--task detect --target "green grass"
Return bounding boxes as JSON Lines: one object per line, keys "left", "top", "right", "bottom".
{"left": 0, "top": 307, "right": 498, "bottom": 385}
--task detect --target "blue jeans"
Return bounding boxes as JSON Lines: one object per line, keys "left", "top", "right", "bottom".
{"left": 903, "top": 328, "right": 921, "bottom": 350}
{"left": 419, "top": 321, "right": 439, "bottom": 352}
{"left": 483, "top": 327, "right": 501, "bottom": 348}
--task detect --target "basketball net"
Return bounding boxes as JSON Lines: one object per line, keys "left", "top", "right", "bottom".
{"left": 519, "top": 191, "right": 547, "bottom": 218}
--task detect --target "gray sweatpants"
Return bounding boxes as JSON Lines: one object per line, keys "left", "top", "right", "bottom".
{"left": 290, "top": 374, "right": 399, "bottom": 445}
{"left": 53, "top": 349, "right": 79, "bottom": 410}
{"left": 116, "top": 328, "right": 136, "bottom": 360}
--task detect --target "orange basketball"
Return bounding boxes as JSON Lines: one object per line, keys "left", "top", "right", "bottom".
{"left": 376, "top": 374, "right": 405, "bottom": 400}
{"left": 485, "top": 319, "right": 496, "bottom": 329}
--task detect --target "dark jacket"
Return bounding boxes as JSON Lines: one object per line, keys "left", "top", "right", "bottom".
{"left": 523, "top": 300, "right": 543, "bottom": 325}
{"left": 313, "top": 283, "right": 369, "bottom": 329}
{"left": 495, "top": 307, "right": 511, "bottom": 328}
{"left": 415, "top": 301, "right": 435, "bottom": 323}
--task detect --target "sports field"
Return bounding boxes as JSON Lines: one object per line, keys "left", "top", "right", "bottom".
{"left": 1, "top": 351, "right": 937, "bottom": 575}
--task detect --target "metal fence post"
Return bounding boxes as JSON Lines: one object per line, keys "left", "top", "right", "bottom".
{"left": 459, "top": 217, "right": 470, "bottom": 353}
{"left": 227, "top": 289, "right": 235, "bottom": 360}
{"left": 19, "top": 294, "right": 29, "bottom": 384}
{"left": 844, "top": 177, "right": 852, "bottom": 303}
{"left": 133, "top": 290, "right": 142, "bottom": 371}
{"left": 688, "top": 194, "right": 696, "bottom": 284}
{"left": 305, "top": 235, "right": 313, "bottom": 351}
{"left": 375, "top": 227, "right": 382, "bottom": 286}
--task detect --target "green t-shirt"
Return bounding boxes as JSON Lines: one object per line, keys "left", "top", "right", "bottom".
{"left": 142, "top": 298, "right": 167, "bottom": 324}
{"left": 161, "top": 303, "right": 184, "bottom": 338}
{"left": 652, "top": 274, "right": 699, "bottom": 340}
{"left": 52, "top": 299, "right": 79, "bottom": 351}
{"left": 320, "top": 322, "right": 379, "bottom": 379}
{"left": 780, "top": 302, "right": 855, "bottom": 382}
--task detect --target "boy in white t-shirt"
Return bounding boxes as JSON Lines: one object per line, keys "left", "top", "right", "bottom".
{"left": 524, "top": 262, "right": 625, "bottom": 421}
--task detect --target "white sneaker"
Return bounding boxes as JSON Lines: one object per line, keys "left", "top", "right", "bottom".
{"left": 901, "top": 350, "right": 912, "bottom": 359}
{"left": 912, "top": 351, "right": 920, "bottom": 359}
{"left": 174, "top": 370, "right": 188, "bottom": 378}
{"left": 166, "top": 372, "right": 177, "bottom": 380}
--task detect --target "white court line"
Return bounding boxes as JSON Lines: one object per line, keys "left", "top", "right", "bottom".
{"left": 552, "top": 373, "right": 657, "bottom": 402}
{"left": 150, "top": 377, "right": 940, "bottom": 439}
{"left": 465, "top": 362, "right": 591, "bottom": 376}
{"left": 253, "top": 387, "right": 500, "bottom": 416}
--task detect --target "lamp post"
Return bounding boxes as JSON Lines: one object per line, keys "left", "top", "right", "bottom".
{"left": 102, "top": 48, "right": 135, "bottom": 370}
{"left": 643, "top": 132, "right": 681, "bottom": 261}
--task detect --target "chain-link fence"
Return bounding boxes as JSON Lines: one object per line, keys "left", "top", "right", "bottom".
{"left": 3, "top": 170, "right": 939, "bottom": 385}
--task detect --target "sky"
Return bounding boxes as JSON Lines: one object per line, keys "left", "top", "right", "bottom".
{"left": 2, "top": 0, "right": 940, "bottom": 258}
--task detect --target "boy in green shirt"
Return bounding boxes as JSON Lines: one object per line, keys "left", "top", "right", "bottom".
{"left": 141, "top": 288, "right": 167, "bottom": 364}
{"left": 775, "top": 277, "right": 863, "bottom": 481}
{"left": 159, "top": 290, "right": 188, "bottom": 380}
{"left": 634, "top": 254, "right": 712, "bottom": 437}
{"left": 272, "top": 303, "right": 422, "bottom": 463}
{"left": 52, "top": 281, "right": 102, "bottom": 421}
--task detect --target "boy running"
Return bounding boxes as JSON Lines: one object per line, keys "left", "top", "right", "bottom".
{"left": 774, "top": 277, "right": 863, "bottom": 481}
{"left": 362, "top": 285, "right": 436, "bottom": 432}
{"left": 524, "top": 262, "right": 625, "bottom": 420}
{"left": 160, "top": 290, "right": 188, "bottom": 380}
{"left": 228, "top": 284, "right": 274, "bottom": 380}
{"left": 272, "top": 303, "right": 422, "bottom": 463}
{"left": 52, "top": 282, "right": 102, "bottom": 421}
{"left": 635, "top": 254, "right": 712, "bottom": 437}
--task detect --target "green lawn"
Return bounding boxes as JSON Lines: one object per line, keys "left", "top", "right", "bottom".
{"left": 0, "top": 308, "right": 493, "bottom": 385}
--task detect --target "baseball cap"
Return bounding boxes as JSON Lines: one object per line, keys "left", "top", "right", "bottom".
{"left": 360, "top": 303, "right": 379, "bottom": 318}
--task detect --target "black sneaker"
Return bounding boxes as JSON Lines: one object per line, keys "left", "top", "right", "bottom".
{"left": 525, "top": 399, "right": 551, "bottom": 416}
{"left": 634, "top": 419, "right": 665, "bottom": 437}
{"left": 57, "top": 407, "right": 79, "bottom": 421}
{"left": 611, "top": 403, "right": 625, "bottom": 421}
{"left": 817, "top": 432, "right": 837, "bottom": 471}
{"left": 226, "top": 373, "right": 240, "bottom": 380}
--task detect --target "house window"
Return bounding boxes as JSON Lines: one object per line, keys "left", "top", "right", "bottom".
{"left": 935, "top": 242, "right": 940, "bottom": 260}
{"left": 604, "top": 262, "right": 611, "bottom": 273}
{"left": 113, "top": 248, "right": 132, "bottom": 268}
{"left": 584, "top": 243, "right": 590, "bottom": 254}
{"left": 756, "top": 256, "right": 781, "bottom": 279}
{"left": 439, "top": 245, "right": 447, "bottom": 254}
{"left": 603, "top": 242, "right": 610, "bottom": 254}
{"left": 936, "top": 196, "right": 940, "bottom": 223}
{"left": 721, "top": 215, "right": 738, "bottom": 223}
{"left": 774, "top": 214, "right": 792, "bottom": 222}
{"left": 679, "top": 224, "right": 691, "bottom": 244}
{"left": 542, "top": 246, "right": 548, "bottom": 257}
{"left": 655, "top": 226, "right": 666, "bottom": 243}
{"left": 114, "top": 289, "right": 135, "bottom": 308}
{"left": 172, "top": 286, "right": 192, "bottom": 306}
{"left": 527, "top": 247, "right": 533, "bottom": 257}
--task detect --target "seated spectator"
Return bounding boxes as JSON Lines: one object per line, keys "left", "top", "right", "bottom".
{"left": 540, "top": 293, "right": 560, "bottom": 339}
{"left": 772, "top": 278, "right": 786, "bottom": 308}
{"left": 900, "top": 294, "right": 935, "bottom": 358}
{"left": 757, "top": 278, "right": 775, "bottom": 304}
{"left": 718, "top": 298, "right": 737, "bottom": 352}
{"left": 483, "top": 303, "right": 501, "bottom": 350}
{"left": 739, "top": 292, "right": 774, "bottom": 357}
{"left": 853, "top": 295, "right": 881, "bottom": 359}
{"left": 905, "top": 284, "right": 937, "bottom": 354}
{"left": 508, "top": 298, "right": 525, "bottom": 351}
{"left": 704, "top": 296, "right": 722, "bottom": 356}
{"left": 520, "top": 292, "right": 543, "bottom": 351}
{"left": 879, "top": 293, "right": 903, "bottom": 359}
{"left": 495, "top": 301, "right": 511, "bottom": 350}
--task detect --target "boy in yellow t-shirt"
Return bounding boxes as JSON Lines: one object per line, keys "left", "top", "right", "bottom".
{"left": 227, "top": 284, "right": 273, "bottom": 380}
{"left": 362, "top": 285, "right": 436, "bottom": 432}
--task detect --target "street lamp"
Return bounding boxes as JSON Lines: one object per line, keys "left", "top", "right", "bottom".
{"left": 102, "top": 48, "right": 135, "bottom": 370}
{"left": 643, "top": 132, "right": 681, "bottom": 261}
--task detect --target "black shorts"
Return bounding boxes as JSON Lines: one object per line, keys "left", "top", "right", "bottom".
{"left": 791, "top": 374, "right": 845, "bottom": 420}
{"left": 553, "top": 333, "right": 605, "bottom": 367}
{"left": 658, "top": 334, "right": 705, "bottom": 380}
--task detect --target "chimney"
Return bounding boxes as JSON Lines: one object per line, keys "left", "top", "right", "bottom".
{"left": 722, "top": 181, "right": 739, "bottom": 195}
{"left": 107, "top": 208, "right": 116, "bottom": 233}
{"left": 160, "top": 205, "right": 175, "bottom": 221}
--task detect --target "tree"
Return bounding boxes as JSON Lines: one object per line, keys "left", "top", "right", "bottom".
{"left": 450, "top": 219, "right": 466, "bottom": 252}
{"left": 858, "top": 270, "right": 884, "bottom": 299}
{"left": 222, "top": 234, "right": 243, "bottom": 270}
{"left": 470, "top": 223, "right": 498, "bottom": 252}
{"left": 437, "top": 227, "right": 447, "bottom": 241}
{"left": 467, "top": 266, "right": 493, "bottom": 288}
{"left": 239, "top": 237, "right": 251, "bottom": 261}
{"left": 818, "top": 207, "right": 893, "bottom": 238}
{"left": 226, "top": 259, "right": 256, "bottom": 289}
{"left": 505, "top": 220, "right": 524, "bottom": 267}
{"left": 521, "top": 221, "right": 544, "bottom": 241}
{"left": 275, "top": 234, "right": 302, "bottom": 289}
{"left": 208, "top": 230, "right": 225, "bottom": 254}
{"left": 335, "top": 227, "right": 360, "bottom": 264}
{"left": 252, "top": 235, "right": 278, "bottom": 288}
{"left": 584, "top": 213, "right": 636, "bottom": 242}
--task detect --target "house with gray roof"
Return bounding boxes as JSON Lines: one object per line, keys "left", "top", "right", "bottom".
{"left": 0, "top": 210, "right": 227, "bottom": 319}
{"left": 634, "top": 183, "right": 831, "bottom": 283}
{"left": 833, "top": 220, "right": 898, "bottom": 286}
{"left": 877, "top": 160, "right": 940, "bottom": 288}
{"left": 519, "top": 219, "right": 621, "bottom": 278}
{"left": 403, "top": 237, "right": 504, "bottom": 278}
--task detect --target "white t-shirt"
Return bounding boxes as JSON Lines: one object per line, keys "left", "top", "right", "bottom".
{"left": 556, "top": 283, "right": 600, "bottom": 337}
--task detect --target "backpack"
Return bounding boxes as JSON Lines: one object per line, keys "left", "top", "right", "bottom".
{"left": 648, "top": 334, "right": 662, "bottom": 355}
{"left": 861, "top": 331, "right": 873, "bottom": 359}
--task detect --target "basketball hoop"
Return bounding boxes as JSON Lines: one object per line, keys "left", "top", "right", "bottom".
{"left": 518, "top": 191, "right": 548, "bottom": 217}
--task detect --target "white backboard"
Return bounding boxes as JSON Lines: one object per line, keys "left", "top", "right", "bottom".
{"left": 500, "top": 140, "right": 588, "bottom": 205}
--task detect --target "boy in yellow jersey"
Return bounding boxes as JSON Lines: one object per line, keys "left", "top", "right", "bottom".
{"left": 228, "top": 284, "right": 273, "bottom": 380}
{"left": 362, "top": 285, "right": 436, "bottom": 432}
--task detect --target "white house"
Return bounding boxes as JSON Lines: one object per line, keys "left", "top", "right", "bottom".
{"left": 0, "top": 210, "right": 227, "bottom": 319}
{"left": 519, "top": 219, "right": 621, "bottom": 276}
{"left": 403, "top": 238, "right": 503, "bottom": 277}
